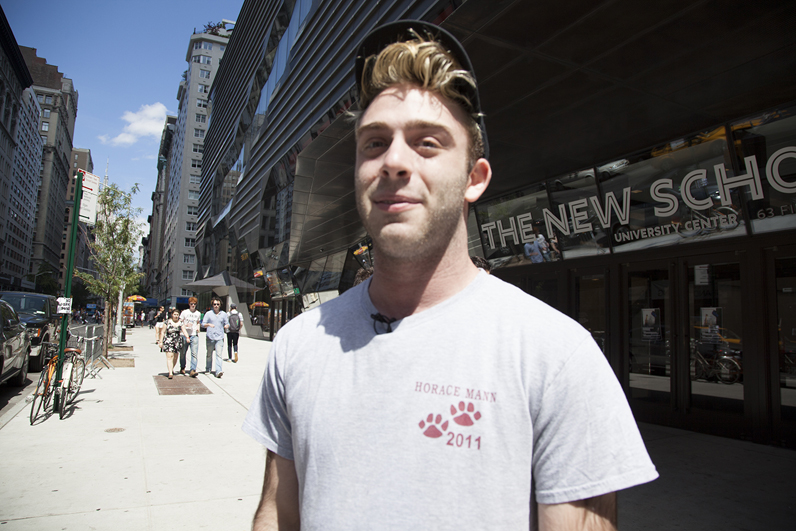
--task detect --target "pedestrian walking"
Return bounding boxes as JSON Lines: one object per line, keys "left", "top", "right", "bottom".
{"left": 181, "top": 298, "right": 202, "bottom": 376}
{"left": 201, "top": 297, "right": 228, "bottom": 378}
{"left": 158, "top": 309, "right": 182, "bottom": 379}
{"left": 226, "top": 303, "right": 241, "bottom": 363}
{"left": 154, "top": 306, "right": 166, "bottom": 345}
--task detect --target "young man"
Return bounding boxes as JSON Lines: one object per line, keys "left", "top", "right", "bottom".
{"left": 243, "top": 20, "right": 657, "bottom": 530}
{"left": 202, "top": 297, "right": 228, "bottom": 378}
{"left": 226, "top": 303, "right": 241, "bottom": 363}
{"left": 180, "top": 298, "right": 202, "bottom": 376}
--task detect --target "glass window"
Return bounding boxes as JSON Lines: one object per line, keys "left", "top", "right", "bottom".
{"left": 45, "top": 95, "right": 52, "bottom": 104}
{"left": 730, "top": 105, "right": 796, "bottom": 234}
{"left": 182, "top": 270, "right": 194, "bottom": 280}
{"left": 189, "top": 174, "right": 201, "bottom": 184}
{"left": 194, "top": 42, "right": 201, "bottom": 50}
{"left": 188, "top": 190, "right": 200, "bottom": 200}
{"left": 198, "top": 84, "right": 209, "bottom": 93}
{"left": 183, "top": 254, "right": 195, "bottom": 264}
{"left": 317, "top": 250, "right": 346, "bottom": 292}
{"left": 42, "top": 109, "right": 50, "bottom": 118}
{"left": 605, "top": 127, "right": 745, "bottom": 254}
{"left": 194, "top": 129, "right": 205, "bottom": 138}
{"left": 185, "top": 221, "right": 197, "bottom": 231}
{"left": 191, "top": 159, "right": 201, "bottom": 169}
{"left": 200, "top": 70, "right": 210, "bottom": 79}
{"left": 37, "top": 94, "right": 43, "bottom": 103}
{"left": 41, "top": 122, "right": 49, "bottom": 132}
{"left": 203, "top": 42, "right": 212, "bottom": 50}
{"left": 192, "top": 143, "right": 204, "bottom": 153}
{"left": 195, "top": 113, "right": 206, "bottom": 123}
{"left": 184, "top": 238, "right": 196, "bottom": 247}
{"left": 475, "top": 181, "right": 564, "bottom": 268}
{"left": 181, "top": 289, "right": 194, "bottom": 296}
{"left": 197, "top": 99, "right": 208, "bottom": 108}
{"left": 187, "top": 205, "right": 199, "bottom": 216}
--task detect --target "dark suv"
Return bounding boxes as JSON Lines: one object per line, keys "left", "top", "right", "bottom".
{"left": 0, "top": 292, "right": 60, "bottom": 372}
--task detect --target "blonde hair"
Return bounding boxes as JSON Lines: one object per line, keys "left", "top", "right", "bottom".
{"left": 357, "top": 35, "right": 485, "bottom": 165}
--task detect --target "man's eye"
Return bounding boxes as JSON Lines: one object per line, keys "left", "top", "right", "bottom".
{"left": 418, "top": 139, "right": 440, "bottom": 149}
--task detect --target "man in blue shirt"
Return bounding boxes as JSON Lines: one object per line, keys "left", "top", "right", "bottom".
{"left": 202, "top": 297, "right": 229, "bottom": 378}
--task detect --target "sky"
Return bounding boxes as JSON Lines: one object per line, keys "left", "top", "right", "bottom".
{"left": 3, "top": 0, "right": 244, "bottom": 227}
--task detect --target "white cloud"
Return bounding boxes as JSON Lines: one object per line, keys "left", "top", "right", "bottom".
{"left": 99, "top": 103, "right": 168, "bottom": 147}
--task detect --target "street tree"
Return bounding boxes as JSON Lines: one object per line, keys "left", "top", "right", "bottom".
{"left": 75, "top": 183, "right": 143, "bottom": 357}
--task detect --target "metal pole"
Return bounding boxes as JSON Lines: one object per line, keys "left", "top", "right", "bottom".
{"left": 54, "top": 170, "right": 83, "bottom": 410}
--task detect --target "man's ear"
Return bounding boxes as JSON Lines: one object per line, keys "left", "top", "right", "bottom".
{"left": 465, "top": 158, "right": 492, "bottom": 203}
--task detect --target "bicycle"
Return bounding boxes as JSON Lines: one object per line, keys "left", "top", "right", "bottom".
{"left": 58, "top": 334, "right": 87, "bottom": 420}
{"left": 690, "top": 344, "right": 742, "bottom": 384}
{"left": 29, "top": 342, "right": 59, "bottom": 425}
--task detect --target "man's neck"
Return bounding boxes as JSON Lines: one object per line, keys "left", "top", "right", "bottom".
{"left": 367, "top": 244, "right": 479, "bottom": 320}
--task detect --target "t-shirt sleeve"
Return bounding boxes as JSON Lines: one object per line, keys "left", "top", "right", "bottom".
{"left": 242, "top": 336, "right": 294, "bottom": 459}
{"left": 531, "top": 335, "right": 658, "bottom": 505}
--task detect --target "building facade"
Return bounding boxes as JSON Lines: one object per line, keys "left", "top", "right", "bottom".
{"left": 198, "top": 0, "right": 796, "bottom": 447}
{"left": 159, "top": 27, "right": 230, "bottom": 308}
{"left": 9, "top": 87, "right": 42, "bottom": 291}
{"left": 143, "top": 115, "right": 177, "bottom": 304}
{"left": 20, "top": 46, "right": 78, "bottom": 287}
{"left": 0, "top": 8, "right": 35, "bottom": 291}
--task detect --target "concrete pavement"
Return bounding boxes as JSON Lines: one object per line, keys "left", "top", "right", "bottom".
{"left": 0, "top": 326, "right": 271, "bottom": 530}
{"left": 0, "top": 325, "right": 795, "bottom": 529}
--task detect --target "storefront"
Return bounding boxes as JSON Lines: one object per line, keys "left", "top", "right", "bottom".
{"left": 483, "top": 104, "right": 796, "bottom": 447}
{"left": 195, "top": 0, "right": 796, "bottom": 446}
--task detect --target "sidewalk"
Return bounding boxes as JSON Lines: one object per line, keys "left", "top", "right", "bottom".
{"left": 1, "top": 326, "right": 795, "bottom": 529}
{"left": 0, "top": 327, "right": 272, "bottom": 530}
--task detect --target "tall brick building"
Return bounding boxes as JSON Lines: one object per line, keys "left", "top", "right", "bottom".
{"left": 20, "top": 46, "right": 78, "bottom": 287}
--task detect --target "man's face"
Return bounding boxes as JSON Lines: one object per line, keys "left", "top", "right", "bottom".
{"left": 212, "top": 301, "right": 221, "bottom": 313}
{"left": 354, "top": 83, "right": 473, "bottom": 262}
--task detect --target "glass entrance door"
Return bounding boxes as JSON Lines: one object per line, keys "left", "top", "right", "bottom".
{"left": 684, "top": 261, "right": 744, "bottom": 418}
{"left": 573, "top": 270, "right": 607, "bottom": 355}
{"left": 770, "top": 249, "right": 796, "bottom": 447}
{"left": 624, "top": 255, "right": 748, "bottom": 437}
{"left": 627, "top": 266, "right": 672, "bottom": 410}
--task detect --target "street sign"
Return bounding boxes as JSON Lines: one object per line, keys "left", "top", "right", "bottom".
{"left": 79, "top": 169, "right": 101, "bottom": 225}
{"left": 56, "top": 297, "right": 73, "bottom": 314}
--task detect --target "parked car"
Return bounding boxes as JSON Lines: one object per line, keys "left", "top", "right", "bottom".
{"left": 0, "top": 299, "right": 31, "bottom": 387}
{"left": 0, "top": 292, "right": 60, "bottom": 372}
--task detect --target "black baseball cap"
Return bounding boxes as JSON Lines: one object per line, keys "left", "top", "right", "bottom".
{"left": 355, "top": 19, "right": 489, "bottom": 159}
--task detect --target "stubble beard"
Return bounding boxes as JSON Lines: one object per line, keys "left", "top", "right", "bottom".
{"left": 357, "top": 174, "right": 469, "bottom": 265}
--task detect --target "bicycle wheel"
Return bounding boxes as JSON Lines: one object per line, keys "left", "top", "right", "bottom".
{"left": 716, "top": 357, "right": 742, "bottom": 384}
{"left": 70, "top": 357, "right": 86, "bottom": 398}
{"left": 42, "top": 362, "right": 55, "bottom": 412}
{"left": 30, "top": 369, "right": 48, "bottom": 425}
{"left": 690, "top": 355, "right": 709, "bottom": 381}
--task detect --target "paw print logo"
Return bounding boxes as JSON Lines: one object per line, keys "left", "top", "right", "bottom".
{"left": 451, "top": 401, "right": 481, "bottom": 426}
{"left": 419, "top": 413, "right": 448, "bottom": 438}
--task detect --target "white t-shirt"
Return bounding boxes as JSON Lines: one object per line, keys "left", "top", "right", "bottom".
{"left": 243, "top": 273, "right": 658, "bottom": 529}
{"left": 180, "top": 309, "right": 202, "bottom": 337}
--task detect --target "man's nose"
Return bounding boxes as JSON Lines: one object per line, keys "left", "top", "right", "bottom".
{"left": 380, "top": 136, "right": 412, "bottom": 179}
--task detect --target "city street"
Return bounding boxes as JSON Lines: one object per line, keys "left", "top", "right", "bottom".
{"left": 0, "top": 327, "right": 271, "bottom": 530}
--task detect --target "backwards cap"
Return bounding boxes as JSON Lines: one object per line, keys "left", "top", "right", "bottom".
{"left": 355, "top": 19, "right": 489, "bottom": 159}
